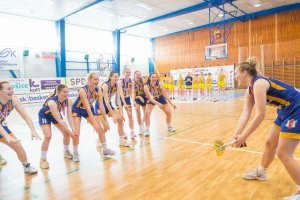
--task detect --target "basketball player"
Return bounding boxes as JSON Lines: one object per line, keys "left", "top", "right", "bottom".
{"left": 144, "top": 73, "right": 176, "bottom": 136}
{"left": 0, "top": 81, "right": 41, "bottom": 174}
{"left": 231, "top": 59, "right": 300, "bottom": 200}
{"left": 39, "top": 84, "right": 77, "bottom": 169}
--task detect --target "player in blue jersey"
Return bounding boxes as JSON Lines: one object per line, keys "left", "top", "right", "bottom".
{"left": 132, "top": 70, "right": 147, "bottom": 135}
{"left": 72, "top": 72, "right": 107, "bottom": 161}
{"left": 0, "top": 81, "right": 41, "bottom": 174}
{"left": 38, "top": 84, "right": 77, "bottom": 169}
{"left": 184, "top": 72, "right": 193, "bottom": 101}
{"left": 144, "top": 73, "right": 176, "bottom": 136}
{"left": 118, "top": 68, "right": 135, "bottom": 139}
{"left": 95, "top": 71, "right": 131, "bottom": 147}
{"left": 231, "top": 58, "right": 300, "bottom": 200}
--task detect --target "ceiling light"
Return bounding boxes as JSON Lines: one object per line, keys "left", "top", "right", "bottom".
{"left": 254, "top": 3, "right": 261, "bottom": 7}
{"left": 188, "top": 22, "right": 194, "bottom": 25}
{"left": 136, "top": 3, "right": 152, "bottom": 11}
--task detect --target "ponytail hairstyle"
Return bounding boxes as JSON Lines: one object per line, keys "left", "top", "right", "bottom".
{"left": 44, "top": 84, "right": 68, "bottom": 105}
{"left": 146, "top": 73, "right": 156, "bottom": 85}
{"left": 238, "top": 57, "right": 258, "bottom": 76}
{"left": 0, "top": 81, "right": 10, "bottom": 91}
{"left": 108, "top": 71, "right": 118, "bottom": 82}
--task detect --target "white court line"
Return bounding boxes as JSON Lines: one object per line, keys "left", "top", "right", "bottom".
{"left": 163, "top": 136, "right": 300, "bottom": 161}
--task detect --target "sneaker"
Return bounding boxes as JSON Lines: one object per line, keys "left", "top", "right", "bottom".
{"left": 283, "top": 193, "right": 300, "bottom": 200}
{"left": 139, "top": 127, "right": 144, "bottom": 135}
{"left": 144, "top": 130, "right": 150, "bottom": 137}
{"left": 131, "top": 131, "right": 137, "bottom": 139}
{"left": 64, "top": 150, "right": 73, "bottom": 159}
{"left": 24, "top": 165, "right": 38, "bottom": 174}
{"left": 103, "top": 148, "right": 116, "bottom": 156}
{"left": 95, "top": 138, "right": 102, "bottom": 147}
{"left": 40, "top": 159, "right": 49, "bottom": 169}
{"left": 0, "top": 155, "right": 7, "bottom": 165}
{"left": 73, "top": 152, "right": 80, "bottom": 162}
{"left": 119, "top": 138, "right": 131, "bottom": 147}
{"left": 167, "top": 126, "right": 176, "bottom": 132}
{"left": 243, "top": 168, "right": 267, "bottom": 181}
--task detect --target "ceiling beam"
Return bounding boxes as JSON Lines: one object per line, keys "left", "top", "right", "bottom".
{"left": 154, "top": 3, "right": 300, "bottom": 39}
{"left": 60, "top": 0, "right": 105, "bottom": 20}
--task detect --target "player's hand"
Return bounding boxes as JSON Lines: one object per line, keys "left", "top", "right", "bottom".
{"left": 31, "top": 130, "right": 42, "bottom": 141}
{"left": 5, "top": 135, "right": 20, "bottom": 144}
{"left": 93, "top": 124, "right": 102, "bottom": 133}
{"left": 234, "top": 134, "right": 248, "bottom": 148}
{"left": 139, "top": 96, "right": 145, "bottom": 103}
{"left": 158, "top": 104, "right": 164, "bottom": 109}
{"left": 112, "top": 115, "right": 118, "bottom": 124}
{"left": 171, "top": 103, "right": 177, "bottom": 110}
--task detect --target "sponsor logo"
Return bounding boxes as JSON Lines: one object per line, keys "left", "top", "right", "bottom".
{"left": 12, "top": 82, "right": 29, "bottom": 89}
{"left": 0, "top": 48, "right": 16, "bottom": 58}
{"left": 28, "top": 94, "right": 49, "bottom": 103}
{"left": 19, "top": 96, "right": 28, "bottom": 103}
{"left": 65, "top": 77, "right": 86, "bottom": 88}
{"left": 285, "top": 119, "right": 297, "bottom": 129}
{"left": 41, "top": 80, "right": 61, "bottom": 90}
{"left": 29, "top": 79, "right": 41, "bottom": 92}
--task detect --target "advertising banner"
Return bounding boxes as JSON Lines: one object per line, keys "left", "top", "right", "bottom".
{"left": 0, "top": 47, "right": 20, "bottom": 70}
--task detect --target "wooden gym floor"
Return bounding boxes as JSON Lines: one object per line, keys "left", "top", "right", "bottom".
{"left": 0, "top": 90, "right": 299, "bottom": 200}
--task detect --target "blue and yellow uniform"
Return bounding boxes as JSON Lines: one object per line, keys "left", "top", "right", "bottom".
{"left": 147, "top": 81, "right": 167, "bottom": 106}
{"left": 218, "top": 72, "right": 226, "bottom": 88}
{"left": 38, "top": 96, "right": 67, "bottom": 126}
{"left": 96, "top": 80, "right": 117, "bottom": 116}
{"left": 0, "top": 100, "right": 14, "bottom": 139}
{"left": 134, "top": 78, "right": 147, "bottom": 107}
{"left": 192, "top": 76, "right": 200, "bottom": 90}
{"left": 206, "top": 75, "right": 212, "bottom": 89}
{"left": 118, "top": 78, "right": 132, "bottom": 106}
{"left": 72, "top": 85, "right": 98, "bottom": 119}
{"left": 185, "top": 75, "right": 193, "bottom": 89}
{"left": 249, "top": 76, "right": 300, "bottom": 139}
{"left": 178, "top": 76, "right": 184, "bottom": 89}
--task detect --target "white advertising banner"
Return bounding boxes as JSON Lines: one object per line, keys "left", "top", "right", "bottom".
{"left": 64, "top": 77, "right": 86, "bottom": 89}
{"left": 27, "top": 93, "right": 49, "bottom": 103}
{"left": 0, "top": 47, "right": 20, "bottom": 70}
{"left": 8, "top": 78, "right": 30, "bottom": 94}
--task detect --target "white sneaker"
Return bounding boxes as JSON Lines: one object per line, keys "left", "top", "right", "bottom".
{"left": 0, "top": 155, "right": 7, "bottom": 165}
{"left": 167, "top": 125, "right": 176, "bottom": 132}
{"left": 144, "top": 130, "right": 150, "bottom": 137}
{"left": 40, "top": 159, "right": 49, "bottom": 169}
{"left": 24, "top": 165, "right": 38, "bottom": 174}
{"left": 95, "top": 139, "right": 102, "bottom": 147}
{"left": 64, "top": 150, "right": 73, "bottom": 159}
{"left": 73, "top": 152, "right": 80, "bottom": 162}
{"left": 243, "top": 168, "right": 267, "bottom": 181}
{"left": 283, "top": 193, "right": 300, "bottom": 200}
{"left": 131, "top": 131, "right": 137, "bottom": 139}
{"left": 119, "top": 138, "right": 131, "bottom": 147}
{"left": 103, "top": 148, "right": 116, "bottom": 156}
{"left": 139, "top": 127, "right": 144, "bottom": 135}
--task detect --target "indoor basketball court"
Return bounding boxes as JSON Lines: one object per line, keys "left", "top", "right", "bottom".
{"left": 0, "top": 1, "right": 300, "bottom": 200}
